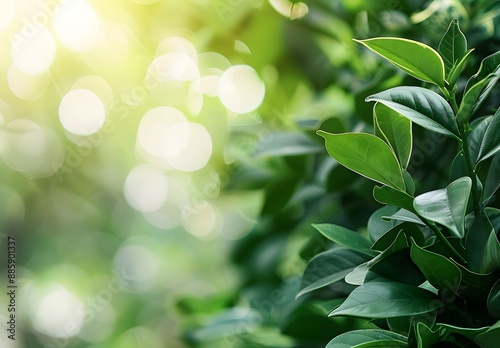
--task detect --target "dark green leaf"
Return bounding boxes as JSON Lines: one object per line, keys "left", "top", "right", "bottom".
{"left": 317, "top": 131, "right": 406, "bottom": 191}
{"left": 366, "top": 87, "right": 459, "bottom": 139}
{"left": 466, "top": 211, "right": 495, "bottom": 272}
{"left": 329, "top": 281, "right": 443, "bottom": 318}
{"left": 488, "top": 279, "right": 500, "bottom": 318}
{"left": 469, "top": 116, "right": 494, "bottom": 164}
{"left": 312, "top": 224, "right": 376, "bottom": 257}
{"left": 473, "top": 321, "right": 500, "bottom": 348}
{"left": 416, "top": 322, "right": 442, "bottom": 348}
{"left": 410, "top": 240, "right": 462, "bottom": 293}
{"left": 373, "top": 102, "right": 412, "bottom": 169}
{"left": 326, "top": 329, "right": 407, "bottom": 348}
{"left": 355, "top": 37, "right": 445, "bottom": 87}
{"left": 413, "top": 177, "right": 472, "bottom": 238}
{"left": 457, "top": 72, "right": 500, "bottom": 124}
{"left": 373, "top": 185, "right": 415, "bottom": 213}
{"left": 438, "top": 18, "right": 467, "bottom": 79}
{"left": 465, "top": 50, "right": 500, "bottom": 93}
{"left": 297, "top": 248, "right": 369, "bottom": 298}
{"left": 368, "top": 205, "right": 399, "bottom": 242}
{"left": 484, "top": 154, "right": 500, "bottom": 203}
{"left": 477, "top": 107, "right": 500, "bottom": 162}
{"left": 372, "top": 222, "right": 425, "bottom": 252}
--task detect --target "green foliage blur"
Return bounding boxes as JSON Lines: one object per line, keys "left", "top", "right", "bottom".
{"left": 0, "top": 0, "right": 499, "bottom": 347}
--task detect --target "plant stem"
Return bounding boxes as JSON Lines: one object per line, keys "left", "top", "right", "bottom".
{"left": 460, "top": 130, "right": 481, "bottom": 213}
{"left": 427, "top": 221, "right": 467, "bottom": 264}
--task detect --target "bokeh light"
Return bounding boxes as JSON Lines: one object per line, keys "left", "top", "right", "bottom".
{"left": 219, "top": 65, "right": 266, "bottom": 114}
{"left": 0, "top": 0, "right": 15, "bottom": 31}
{"left": 124, "top": 165, "right": 169, "bottom": 213}
{"left": 7, "top": 64, "right": 51, "bottom": 100}
{"left": 59, "top": 89, "right": 107, "bottom": 136}
{"left": 53, "top": 0, "right": 102, "bottom": 52}
{"left": 10, "top": 26, "right": 56, "bottom": 75}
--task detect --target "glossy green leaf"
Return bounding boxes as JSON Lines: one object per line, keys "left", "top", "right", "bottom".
{"left": 484, "top": 154, "right": 500, "bottom": 203}
{"left": 355, "top": 37, "right": 445, "bottom": 87}
{"left": 482, "top": 231, "right": 500, "bottom": 273}
{"left": 366, "top": 87, "right": 459, "bottom": 138}
{"left": 382, "top": 208, "right": 425, "bottom": 226}
{"left": 368, "top": 205, "right": 399, "bottom": 242}
{"left": 373, "top": 185, "right": 415, "bottom": 213}
{"left": 450, "top": 259, "right": 498, "bottom": 302}
{"left": 329, "top": 281, "right": 443, "bottom": 318}
{"left": 369, "top": 248, "right": 426, "bottom": 286}
{"left": 465, "top": 50, "right": 500, "bottom": 93}
{"left": 372, "top": 222, "right": 425, "bottom": 252}
{"left": 326, "top": 329, "right": 407, "bottom": 348}
{"left": 416, "top": 322, "right": 442, "bottom": 348}
{"left": 457, "top": 72, "right": 500, "bottom": 124}
{"left": 317, "top": 131, "right": 405, "bottom": 191}
{"left": 373, "top": 102, "right": 412, "bottom": 169}
{"left": 477, "top": 107, "right": 500, "bottom": 162}
{"left": 488, "top": 279, "right": 500, "bottom": 318}
{"left": 297, "top": 248, "right": 369, "bottom": 298}
{"left": 403, "top": 170, "right": 415, "bottom": 195}
{"left": 469, "top": 116, "right": 493, "bottom": 164}
{"left": 410, "top": 240, "right": 462, "bottom": 293}
{"left": 312, "top": 224, "right": 376, "bottom": 257}
{"left": 438, "top": 18, "right": 467, "bottom": 79}
{"left": 466, "top": 211, "right": 496, "bottom": 272}
{"left": 413, "top": 177, "right": 472, "bottom": 237}
{"left": 473, "top": 321, "right": 500, "bottom": 348}
{"left": 450, "top": 151, "right": 468, "bottom": 182}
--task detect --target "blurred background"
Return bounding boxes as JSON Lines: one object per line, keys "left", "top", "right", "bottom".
{"left": 0, "top": 0, "right": 499, "bottom": 347}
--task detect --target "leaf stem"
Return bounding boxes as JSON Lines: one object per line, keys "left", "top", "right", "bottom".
{"left": 426, "top": 220, "right": 467, "bottom": 264}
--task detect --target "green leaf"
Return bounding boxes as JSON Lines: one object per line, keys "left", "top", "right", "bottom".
{"left": 373, "top": 185, "right": 416, "bottom": 213}
{"left": 254, "top": 132, "right": 323, "bottom": 158}
{"left": 403, "top": 170, "right": 415, "bottom": 195}
{"left": 488, "top": 279, "right": 500, "bottom": 318}
{"left": 326, "top": 329, "right": 407, "bottom": 348}
{"left": 355, "top": 37, "right": 445, "bottom": 87}
{"left": 366, "top": 87, "right": 459, "bottom": 139}
{"left": 312, "top": 224, "right": 376, "bottom": 257}
{"left": 368, "top": 205, "right": 399, "bottom": 242}
{"left": 473, "top": 321, "right": 500, "bottom": 348}
{"left": 484, "top": 154, "right": 500, "bottom": 203}
{"left": 372, "top": 222, "right": 425, "bottom": 252}
{"left": 410, "top": 240, "right": 462, "bottom": 293}
{"left": 457, "top": 72, "right": 500, "bottom": 124}
{"left": 466, "top": 211, "right": 495, "bottom": 272}
{"left": 317, "top": 131, "right": 405, "bottom": 191}
{"left": 373, "top": 102, "right": 412, "bottom": 169}
{"left": 477, "top": 107, "right": 500, "bottom": 162}
{"left": 482, "top": 230, "right": 500, "bottom": 273}
{"left": 329, "top": 281, "right": 443, "bottom": 318}
{"left": 383, "top": 209, "right": 425, "bottom": 226}
{"left": 465, "top": 50, "right": 500, "bottom": 93}
{"left": 469, "top": 116, "right": 494, "bottom": 164}
{"left": 438, "top": 18, "right": 467, "bottom": 80}
{"left": 447, "top": 49, "right": 474, "bottom": 87}
{"left": 450, "top": 259, "right": 498, "bottom": 302}
{"left": 297, "top": 248, "right": 369, "bottom": 298}
{"left": 413, "top": 177, "right": 472, "bottom": 237}
{"left": 416, "top": 322, "right": 443, "bottom": 348}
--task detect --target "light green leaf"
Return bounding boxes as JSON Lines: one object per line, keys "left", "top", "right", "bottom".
{"left": 312, "top": 224, "right": 376, "bottom": 257}
{"left": 355, "top": 37, "right": 445, "bottom": 87}
{"left": 413, "top": 177, "right": 472, "bottom": 237}
{"left": 326, "top": 329, "right": 407, "bottom": 348}
{"left": 438, "top": 18, "right": 467, "bottom": 80}
{"left": 477, "top": 107, "right": 500, "bottom": 162}
{"left": 410, "top": 240, "right": 462, "bottom": 293}
{"left": 297, "top": 248, "right": 369, "bottom": 298}
{"left": 488, "top": 279, "right": 500, "bottom": 318}
{"left": 383, "top": 208, "right": 425, "bottom": 225}
{"left": 317, "top": 131, "right": 405, "bottom": 191}
{"left": 329, "top": 281, "right": 443, "bottom": 318}
{"left": 374, "top": 102, "right": 412, "bottom": 169}
{"left": 373, "top": 185, "right": 416, "bottom": 213}
{"left": 366, "top": 87, "right": 459, "bottom": 139}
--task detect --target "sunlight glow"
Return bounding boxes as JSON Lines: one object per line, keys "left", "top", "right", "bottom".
{"left": 114, "top": 244, "right": 159, "bottom": 292}
{"left": 181, "top": 200, "right": 218, "bottom": 238}
{"left": 7, "top": 65, "right": 50, "bottom": 100}
{"left": 219, "top": 65, "right": 265, "bottom": 114}
{"left": 59, "top": 89, "right": 107, "bottom": 136}
{"left": 53, "top": 0, "right": 101, "bottom": 52}
{"left": 149, "top": 53, "right": 200, "bottom": 82}
{"left": 167, "top": 122, "right": 213, "bottom": 172}
{"left": 0, "top": 0, "right": 15, "bottom": 31}
{"left": 268, "top": 0, "right": 309, "bottom": 20}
